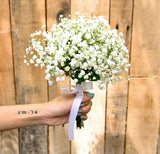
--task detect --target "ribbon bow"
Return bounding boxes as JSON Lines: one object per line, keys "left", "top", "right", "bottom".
{"left": 61, "top": 82, "right": 93, "bottom": 140}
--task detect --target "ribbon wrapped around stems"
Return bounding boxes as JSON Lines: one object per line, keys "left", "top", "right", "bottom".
{"left": 61, "top": 82, "right": 93, "bottom": 140}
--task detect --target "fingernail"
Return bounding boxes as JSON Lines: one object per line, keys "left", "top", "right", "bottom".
{"left": 81, "top": 116, "right": 86, "bottom": 119}
{"left": 80, "top": 103, "right": 85, "bottom": 107}
{"left": 78, "top": 109, "right": 82, "bottom": 113}
{"left": 88, "top": 93, "right": 95, "bottom": 97}
{"left": 77, "top": 112, "right": 82, "bottom": 116}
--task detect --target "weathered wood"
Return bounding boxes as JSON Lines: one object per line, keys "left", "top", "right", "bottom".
{"left": 105, "top": 0, "right": 133, "bottom": 153}
{"left": 130, "top": 0, "right": 160, "bottom": 76}
{"left": 1, "top": 130, "right": 19, "bottom": 154}
{"left": 71, "top": 0, "right": 109, "bottom": 19}
{"left": 0, "top": 1, "right": 18, "bottom": 154}
{"left": 10, "top": 0, "right": 48, "bottom": 153}
{"left": 71, "top": 1, "right": 109, "bottom": 153}
{"left": 46, "top": 0, "right": 71, "bottom": 153}
{"left": 109, "top": 0, "right": 133, "bottom": 49}
{"left": 105, "top": 80, "right": 128, "bottom": 154}
{"left": 125, "top": 78, "right": 160, "bottom": 154}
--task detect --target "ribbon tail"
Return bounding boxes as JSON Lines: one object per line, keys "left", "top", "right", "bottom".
{"left": 68, "top": 92, "right": 84, "bottom": 140}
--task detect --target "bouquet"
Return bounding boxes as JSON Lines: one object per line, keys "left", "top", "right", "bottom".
{"left": 24, "top": 13, "right": 130, "bottom": 140}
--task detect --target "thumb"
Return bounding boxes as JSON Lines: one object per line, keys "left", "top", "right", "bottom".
{"left": 82, "top": 92, "right": 95, "bottom": 102}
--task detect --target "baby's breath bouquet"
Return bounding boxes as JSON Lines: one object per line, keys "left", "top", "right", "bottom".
{"left": 24, "top": 13, "right": 130, "bottom": 131}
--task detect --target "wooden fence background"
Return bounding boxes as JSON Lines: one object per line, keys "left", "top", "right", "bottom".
{"left": 0, "top": 0, "right": 160, "bottom": 154}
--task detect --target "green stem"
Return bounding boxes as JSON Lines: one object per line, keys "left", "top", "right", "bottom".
{"left": 76, "top": 116, "right": 84, "bottom": 129}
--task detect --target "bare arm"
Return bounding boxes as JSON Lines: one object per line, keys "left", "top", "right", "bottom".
{"left": 0, "top": 92, "right": 94, "bottom": 131}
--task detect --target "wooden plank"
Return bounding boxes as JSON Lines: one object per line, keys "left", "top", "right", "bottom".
{"left": 105, "top": 0, "right": 133, "bottom": 153}
{"left": 71, "top": 1, "right": 109, "bottom": 153}
{"left": 130, "top": 0, "right": 160, "bottom": 76}
{"left": 46, "top": 0, "right": 71, "bottom": 153}
{"left": 71, "top": 0, "right": 109, "bottom": 19}
{"left": 105, "top": 80, "right": 128, "bottom": 154}
{"left": 10, "top": 0, "right": 48, "bottom": 153}
{"left": 0, "top": 1, "right": 19, "bottom": 154}
{"left": 125, "top": 78, "right": 160, "bottom": 154}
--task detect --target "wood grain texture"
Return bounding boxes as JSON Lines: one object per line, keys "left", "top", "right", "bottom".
{"left": 10, "top": 0, "right": 48, "bottom": 153}
{"left": 125, "top": 78, "right": 160, "bottom": 154}
{"left": 71, "top": 1, "right": 109, "bottom": 153}
{"left": 130, "top": 0, "right": 160, "bottom": 76}
{"left": 105, "top": 0, "right": 133, "bottom": 153}
{"left": 71, "top": 0, "right": 109, "bottom": 19}
{"left": 46, "top": 0, "right": 71, "bottom": 153}
{"left": 0, "top": 1, "right": 18, "bottom": 154}
{"left": 105, "top": 80, "right": 128, "bottom": 154}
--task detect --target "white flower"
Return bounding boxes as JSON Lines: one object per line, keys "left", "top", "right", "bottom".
{"left": 84, "top": 75, "right": 88, "bottom": 80}
{"left": 98, "top": 83, "right": 106, "bottom": 90}
{"left": 56, "top": 77, "right": 61, "bottom": 82}
{"left": 34, "top": 63, "right": 39, "bottom": 67}
{"left": 25, "top": 13, "right": 130, "bottom": 88}
{"left": 41, "top": 63, "right": 45, "bottom": 69}
{"left": 61, "top": 62, "right": 64, "bottom": 66}
{"left": 85, "top": 33, "right": 91, "bottom": 39}
{"left": 75, "top": 12, "right": 80, "bottom": 15}
{"left": 24, "top": 60, "right": 27, "bottom": 63}
{"left": 65, "top": 66, "right": 70, "bottom": 71}
{"left": 32, "top": 55, "right": 37, "bottom": 60}
{"left": 48, "top": 80, "right": 54, "bottom": 86}
{"left": 61, "top": 76, "right": 65, "bottom": 81}
{"left": 80, "top": 70, "right": 85, "bottom": 75}
{"left": 45, "top": 74, "right": 51, "bottom": 80}
{"left": 74, "top": 78, "right": 78, "bottom": 83}
{"left": 36, "top": 59, "right": 41, "bottom": 64}
{"left": 78, "top": 74, "right": 83, "bottom": 78}
{"left": 125, "top": 68, "right": 128, "bottom": 72}
{"left": 30, "top": 59, "right": 34, "bottom": 64}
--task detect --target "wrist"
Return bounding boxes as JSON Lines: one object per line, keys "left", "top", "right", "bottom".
{"left": 38, "top": 101, "right": 57, "bottom": 126}
{"left": 35, "top": 103, "right": 50, "bottom": 125}
{"left": 17, "top": 103, "right": 49, "bottom": 126}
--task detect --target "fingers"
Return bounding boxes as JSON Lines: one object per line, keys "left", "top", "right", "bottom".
{"left": 80, "top": 115, "right": 88, "bottom": 121}
{"left": 77, "top": 100, "right": 92, "bottom": 121}
{"left": 80, "top": 101, "right": 92, "bottom": 114}
{"left": 82, "top": 92, "right": 95, "bottom": 103}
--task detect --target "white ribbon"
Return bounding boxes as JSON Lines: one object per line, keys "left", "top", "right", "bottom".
{"left": 61, "top": 82, "right": 93, "bottom": 140}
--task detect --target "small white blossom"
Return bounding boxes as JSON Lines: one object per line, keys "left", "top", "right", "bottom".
{"left": 65, "top": 66, "right": 70, "bottom": 71}
{"left": 32, "top": 55, "right": 37, "bottom": 60}
{"left": 56, "top": 77, "right": 61, "bottom": 82}
{"left": 45, "top": 74, "right": 51, "bottom": 80}
{"left": 85, "top": 33, "right": 91, "bottom": 39}
{"left": 24, "top": 60, "right": 27, "bottom": 63}
{"left": 75, "top": 12, "right": 80, "bottom": 15}
{"left": 48, "top": 80, "right": 54, "bottom": 86}
{"left": 61, "top": 76, "right": 65, "bottom": 81}
{"left": 41, "top": 63, "right": 45, "bottom": 69}
{"left": 74, "top": 79, "right": 78, "bottom": 83}
{"left": 25, "top": 13, "right": 130, "bottom": 88}
{"left": 34, "top": 63, "right": 39, "bottom": 67}
{"left": 30, "top": 59, "right": 34, "bottom": 64}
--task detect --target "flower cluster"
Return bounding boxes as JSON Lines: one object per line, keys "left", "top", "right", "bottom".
{"left": 24, "top": 13, "right": 130, "bottom": 89}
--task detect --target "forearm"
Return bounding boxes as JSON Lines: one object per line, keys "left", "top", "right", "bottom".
{"left": 0, "top": 103, "right": 48, "bottom": 131}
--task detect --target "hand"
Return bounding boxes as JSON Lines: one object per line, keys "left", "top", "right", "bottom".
{"left": 43, "top": 92, "right": 94, "bottom": 126}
